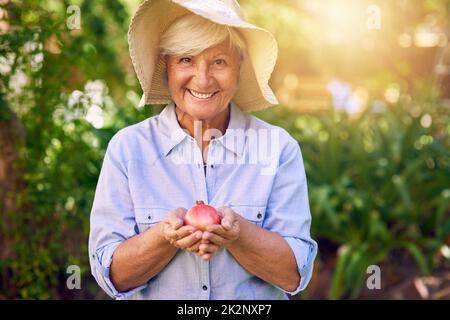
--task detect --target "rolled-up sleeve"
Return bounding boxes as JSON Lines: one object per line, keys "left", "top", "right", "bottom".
{"left": 88, "top": 133, "right": 147, "bottom": 299}
{"left": 262, "top": 133, "right": 318, "bottom": 296}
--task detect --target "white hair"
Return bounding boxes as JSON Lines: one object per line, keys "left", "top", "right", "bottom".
{"left": 159, "top": 13, "right": 247, "bottom": 60}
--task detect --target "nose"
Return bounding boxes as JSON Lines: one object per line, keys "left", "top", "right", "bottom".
{"left": 193, "top": 61, "right": 212, "bottom": 89}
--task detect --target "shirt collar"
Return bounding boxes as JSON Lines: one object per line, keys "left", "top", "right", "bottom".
{"left": 158, "top": 102, "right": 189, "bottom": 157}
{"left": 157, "top": 101, "right": 247, "bottom": 158}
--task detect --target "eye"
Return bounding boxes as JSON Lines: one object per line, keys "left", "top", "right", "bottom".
{"left": 179, "top": 57, "right": 192, "bottom": 63}
{"left": 215, "top": 59, "right": 226, "bottom": 65}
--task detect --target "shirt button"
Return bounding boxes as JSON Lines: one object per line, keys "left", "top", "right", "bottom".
{"left": 202, "top": 285, "right": 208, "bottom": 291}
{"left": 147, "top": 215, "right": 152, "bottom": 220}
{"left": 210, "top": 165, "right": 214, "bottom": 168}
{"left": 257, "top": 212, "right": 262, "bottom": 219}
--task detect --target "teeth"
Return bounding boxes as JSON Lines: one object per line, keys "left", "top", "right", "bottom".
{"left": 189, "top": 89, "right": 215, "bottom": 99}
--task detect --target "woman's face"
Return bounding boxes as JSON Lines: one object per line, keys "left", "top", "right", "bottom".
{"left": 165, "top": 41, "right": 241, "bottom": 121}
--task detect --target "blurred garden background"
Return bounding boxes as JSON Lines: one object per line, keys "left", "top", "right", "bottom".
{"left": 1, "top": 0, "right": 449, "bottom": 299}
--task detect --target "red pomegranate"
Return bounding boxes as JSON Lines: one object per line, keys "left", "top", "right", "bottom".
{"left": 184, "top": 200, "right": 221, "bottom": 231}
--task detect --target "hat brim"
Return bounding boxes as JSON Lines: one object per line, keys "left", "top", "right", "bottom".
{"left": 128, "top": 0, "right": 279, "bottom": 112}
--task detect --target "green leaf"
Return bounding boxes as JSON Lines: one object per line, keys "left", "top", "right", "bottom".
{"left": 402, "top": 242, "right": 431, "bottom": 275}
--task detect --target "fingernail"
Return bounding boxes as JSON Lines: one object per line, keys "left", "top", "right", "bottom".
{"left": 196, "top": 232, "right": 202, "bottom": 239}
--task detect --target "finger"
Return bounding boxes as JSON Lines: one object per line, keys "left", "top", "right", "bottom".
{"left": 173, "top": 207, "right": 187, "bottom": 219}
{"left": 221, "top": 219, "right": 232, "bottom": 230}
{"left": 166, "top": 213, "right": 183, "bottom": 230}
{"left": 166, "top": 225, "right": 196, "bottom": 241}
{"left": 197, "top": 252, "right": 213, "bottom": 261}
{"left": 192, "top": 238, "right": 210, "bottom": 248}
{"left": 200, "top": 253, "right": 211, "bottom": 261}
{"left": 166, "top": 224, "right": 195, "bottom": 238}
{"left": 168, "top": 208, "right": 188, "bottom": 228}
{"left": 202, "top": 231, "right": 227, "bottom": 246}
{"left": 217, "top": 206, "right": 234, "bottom": 218}
{"left": 186, "top": 239, "right": 202, "bottom": 253}
{"left": 216, "top": 207, "right": 235, "bottom": 230}
{"left": 205, "top": 225, "right": 230, "bottom": 239}
{"left": 199, "top": 242, "right": 219, "bottom": 254}
{"left": 175, "top": 230, "right": 203, "bottom": 249}
{"left": 196, "top": 247, "right": 215, "bottom": 258}
{"left": 163, "top": 221, "right": 178, "bottom": 242}
{"left": 186, "top": 241, "right": 201, "bottom": 253}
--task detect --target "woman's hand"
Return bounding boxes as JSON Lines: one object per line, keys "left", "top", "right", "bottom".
{"left": 200, "top": 207, "right": 240, "bottom": 250}
{"left": 162, "top": 208, "right": 203, "bottom": 249}
{"left": 161, "top": 208, "right": 220, "bottom": 260}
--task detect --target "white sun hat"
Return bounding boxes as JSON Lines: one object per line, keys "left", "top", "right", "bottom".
{"left": 128, "top": 0, "right": 279, "bottom": 112}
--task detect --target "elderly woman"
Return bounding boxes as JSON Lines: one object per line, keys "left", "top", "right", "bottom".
{"left": 89, "top": 0, "right": 317, "bottom": 300}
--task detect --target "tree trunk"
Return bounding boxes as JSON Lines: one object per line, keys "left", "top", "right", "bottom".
{"left": 0, "top": 104, "right": 26, "bottom": 296}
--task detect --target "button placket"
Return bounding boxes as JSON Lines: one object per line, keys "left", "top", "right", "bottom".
{"left": 205, "top": 143, "right": 217, "bottom": 203}
{"left": 200, "top": 259, "right": 210, "bottom": 298}
{"left": 191, "top": 140, "right": 211, "bottom": 299}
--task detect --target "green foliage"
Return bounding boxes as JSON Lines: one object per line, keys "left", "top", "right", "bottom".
{"left": 255, "top": 91, "right": 450, "bottom": 299}
{"left": 0, "top": 0, "right": 155, "bottom": 299}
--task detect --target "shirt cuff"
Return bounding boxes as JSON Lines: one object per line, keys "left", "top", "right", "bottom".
{"left": 93, "top": 242, "right": 148, "bottom": 299}
{"left": 277, "top": 237, "right": 318, "bottom": 296}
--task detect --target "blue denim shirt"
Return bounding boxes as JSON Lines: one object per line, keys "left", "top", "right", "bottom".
{"left": 88, "top": 102, "right": 317, "bottom": 300}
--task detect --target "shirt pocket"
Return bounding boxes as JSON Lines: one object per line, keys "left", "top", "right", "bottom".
{"left": 134, "top": 207, "right": 171, "bottom": 234}
{"left": 229, "top": 204, "right": 266, "bottom": 227}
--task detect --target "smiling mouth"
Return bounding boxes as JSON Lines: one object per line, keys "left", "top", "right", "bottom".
{"left": 187, "top": 89, "right": 218, "bottom": 100}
